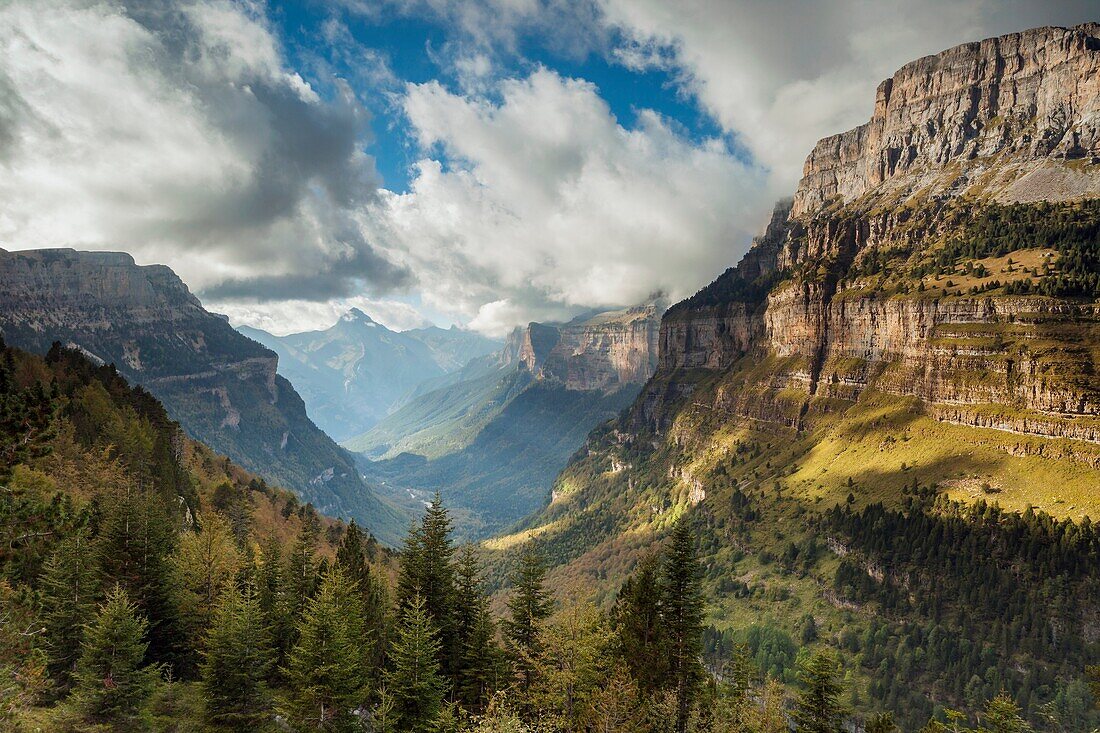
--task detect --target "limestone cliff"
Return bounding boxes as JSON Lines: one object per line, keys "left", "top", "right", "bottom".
{"left": 794, "top": 22, "right": 1100, "bottom": 216}
{"left": 506, "top": 303, "right": 663, "bottom": 391}
{"left": 646, "top": 23, "right": 1100, "bottom": 446}
{"left": 0, "top": 248, "right": 404, "bottom": 543}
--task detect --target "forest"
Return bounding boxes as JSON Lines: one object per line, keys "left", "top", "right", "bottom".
{"left": 1, "top": 340, "right": 1098, "bottom": 732}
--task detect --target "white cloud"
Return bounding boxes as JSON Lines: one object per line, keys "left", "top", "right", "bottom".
{"left": 598, "top": 0, "right": 1099, "bottom": 187}
{"left": 0, "top": 0, "right": 408, "bottom": 301}
{"left": 375, "top": 68, "right": 770, "bottom": 337}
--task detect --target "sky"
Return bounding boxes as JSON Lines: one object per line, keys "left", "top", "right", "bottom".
{"left": 0, "top": 1, "right": 1096, "bottom": 336}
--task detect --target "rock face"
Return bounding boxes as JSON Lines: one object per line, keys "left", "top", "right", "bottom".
{"left": 643, "top": 24, "right": 1100, "bottom": 445}
{"left": 0, "top": 248, "right": 404, "bottom": 543}
{"left": 795, "top": 23, "right": 1100, "bottom": 216}
{"left": 506, "top": 303, "right": 663, "bottom": 391}
{"left": 346, "top": 301, "right": 664, "bottom": 538}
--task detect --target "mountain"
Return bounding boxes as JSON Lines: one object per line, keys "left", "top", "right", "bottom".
{"left": 491, "top": 24, "right": 1100, "bottom": 728}
{"left": 346, "top": 302, "right": 664, "bottom": 538}
{"left": 238, "top": 311, "right": 499, "bottom": 442}
{"left": 0, "top": 249, "right": 406, "bottom": 545}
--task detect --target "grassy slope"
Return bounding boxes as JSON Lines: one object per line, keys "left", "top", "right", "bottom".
{"left": 478, "top": 347, "right": 1100, "bottom": 722}
{"left": 343, "top": 359, "right": 526, "bottom": 460}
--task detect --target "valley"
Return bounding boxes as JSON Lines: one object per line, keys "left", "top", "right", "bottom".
{"left": 1, "top": 13, "right": 1099, "bottom": 733}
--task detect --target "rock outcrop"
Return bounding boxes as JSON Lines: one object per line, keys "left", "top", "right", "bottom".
{"left": 507, "top": 303, "right": 664, "bottom": 391}
{"left": 645, "top": 23, "right": 1100, "bottom": 445}
{"left": 794, "top": 23, "right": 1100, "bottom": 216}
{"left": 0, "top": 248, "right": 404, "bottom": 542}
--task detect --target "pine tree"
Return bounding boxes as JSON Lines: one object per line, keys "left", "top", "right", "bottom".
{"left": 661, "top": 519, "right": 705, "bottom": 733}
{"left": 282, "top": 566, "right": 368, "bottom": 732}
{"left": 201, "top": 583, "right": 274, "bottom": 728}
{"left": 96, "top": 484, "right": 179, "bottom": 666}
{"left": 287, "top": 514, "right": 322, "bottom": 619}
{"left": 168, "top": 513, "right": 240, "bottom": 663}
{"left": 454, "top": 545, "right": 499, "bottom": 712}
{"left": 503, "top": 545, "right": 553, "bottom": 710}
{"left": 979, "top": 692, "right": 1033, "bottom": 733}
{"left": 611, "top": 553, "right": 668, "bottom": 695}
{"left": 396, "top": 495, "right": 458, "bottom": 678}
{"left": 72, "top": 585, "right": 159, "bottom": 725}
{"left": 385, "top": 592, "right": 448, "bottom": 732}
{"left": 793, "top": 651, "right": 847, "bottom": 733}
{"left": 39, "top": 527, "right": 99, "bottom": 692}
{"left": 255, "top": 534, "right": 294, "bottom": 675}
{"left": 336, "top": 520, "right": 389, "bottom": 683}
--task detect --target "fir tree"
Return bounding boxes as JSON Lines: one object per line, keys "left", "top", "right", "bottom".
{"left": 503, "top": 544, "right": 553, "bottom": 709}
{"left": 287, "top": 514, "right": 322, "bottom": 619}
{"left": 201, "top": 583, "right": 274, "bottom": 728}
{"left": 168, "top": 513, "right": 240, "bottom": 663}
{"left": 336, "top": 520, "right": 389, "bottom": 683}
{"left": 96, "top": 484, "right": 179, "bottom": 666}
{"left": 72, "top": 585, "right": 159, "bottom": 725}
{"left": 385, "top": 592, "right": 448, "bottom": 732}
{"left": 255, "top": 534, "right": 294, "bottom": 676}
{"left": 282, "top": 566, "right": 368, "bottom": 732}
{"left": 454, "top": 544, "right": 499, "bottom": 711}
{"left": 396, "top": 495, "right": 458, "bottom": 677}
{"left": 662, "top": 519, "right": 705, "bottom": 733}
{"left": 979, "top": 692, "right": 1033, "bottom": 733}
{"left": 39, "top": 527, "right": 99, "bottom": 692}
{"left": 611, "top": 553, "right": 668, "bottom": 696}
{"left": 793, "top": 651, "right": 847, "bottom": 733}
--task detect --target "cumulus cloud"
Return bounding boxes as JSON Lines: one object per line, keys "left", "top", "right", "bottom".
{"left": 376, "top": 68, "right": 769, "bottom": 336}
{"left": 4, "top": 0, "right": 1095, "bottom": 337}
{"left": 0, "top": 0, "right": 409, "bottom": 300}
{"left": 599, "top": 0, "right": 1100, "bottom": 187}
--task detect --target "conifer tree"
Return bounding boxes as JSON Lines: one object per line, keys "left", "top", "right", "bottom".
{"left": 287, "top": 514, "right": 321, "bottom": 617}
{"left": 283, "top": 566, "right": 368, "bottom": 733}
{"left": 661, "top": 519, "right": 705, "bottom": 733}
{"left": 979, "top": 692, "right": 1033, "bottom": 733}
{"left": 168, "top": 513, "right": 240, "bottom": 662}
{"left": 396, "top": 495, "right": 458, "bottom": 677}
{"left": 793, "top": 651, "right": 847, "bottom": 733}
{"left": 255, "top": 534, "right": 294, "bottom": 674}
{"left": 96, "top": 485, "right": 179, "bottom": 665}
{"left": 39, "top": 527, "right": 99, "bottom": 692}
{"left": 201, "top": 583, "right": 274, "bottom": 728}
{"left": 454, "top": 544, "right": 499, "bottom": 711}
{"left": 503, "top": 544, "right": 553, "bottom": 709}
{"left": 611, "top": 553, "right": 668, "bottom": 696}
{"left": 336, "top": 520, "right": 389, "bottom": 682}
{"left": 385, "top": 592, "right": 447, "bottom": 732}
{"left": 72, "top": 585, "right": 159, "bottom": 725}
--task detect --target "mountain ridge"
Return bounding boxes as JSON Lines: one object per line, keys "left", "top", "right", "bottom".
{"left": 239, "top": 310, "right": 499, "bottom": 442}
{"left": 0, "top": 247, "right": 406, "bottom": 545}
{"left": 487, "top": 23, "right": 1100, "bottom": 728}
{"left": 347, "top": 302, "right": 665, "bottom": 538}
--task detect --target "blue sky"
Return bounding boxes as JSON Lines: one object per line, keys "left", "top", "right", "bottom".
{"left": 269, "top": 0, "right": 731, "bottom": 193}
{"left": 1, "top": 1, "right": 1095, "bottom": 335}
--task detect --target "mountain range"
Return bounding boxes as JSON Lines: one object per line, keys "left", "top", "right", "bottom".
{"left": 346, "top": 303, "right": 664, "bottom": 538}
{"left": 239, "top": 311, "right": 499, "bottom": 442}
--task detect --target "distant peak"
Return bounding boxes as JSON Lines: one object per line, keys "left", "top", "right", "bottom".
{"left": 341, "top": 308, "right": 377, "bottom": 325}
